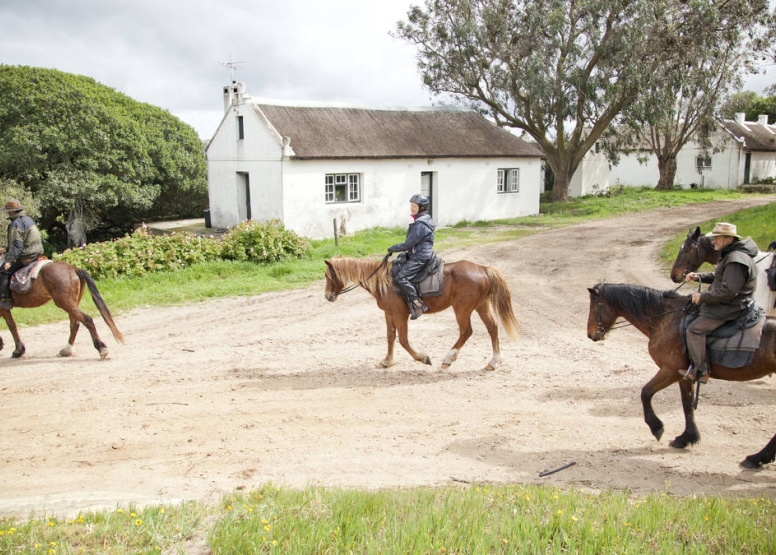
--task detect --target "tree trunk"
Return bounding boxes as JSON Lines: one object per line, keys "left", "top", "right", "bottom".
{"left": 655, "top": 155, "right": 678, "bottom": 190}
{"left": 546, "top": 159, "right": 573, "bottom": 202}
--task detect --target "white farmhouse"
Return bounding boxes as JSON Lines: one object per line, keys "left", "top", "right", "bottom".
{"left": 206, "top": 82, "right": 544, "bottom": 238}
{"left": 569, "top": 113, "right": 776, "bottom": 196}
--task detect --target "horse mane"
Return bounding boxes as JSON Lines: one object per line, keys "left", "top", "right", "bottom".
{"left": 599, "top": 283, "right": 686, "bottom": 318}
{"left": 329, "top": 257, "right": 392, "bottom": 296}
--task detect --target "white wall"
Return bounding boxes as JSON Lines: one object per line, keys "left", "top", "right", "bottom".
{"left": 206, "top": 104, "right": 284, "bottom": 229}
{"left": 280, "top": 157, "right": 542, "bottom": 239}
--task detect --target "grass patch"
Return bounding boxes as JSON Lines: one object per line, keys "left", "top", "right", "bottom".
{"left": 2, "top": 485, "right": 774, "bottom": 553}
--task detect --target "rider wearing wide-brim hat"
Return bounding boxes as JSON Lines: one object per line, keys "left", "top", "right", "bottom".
{"left": 681, "top": 222, "right": 759, "bottom": 383}
{"left": 0, "top": 199, "right": 44, "bottom": 309}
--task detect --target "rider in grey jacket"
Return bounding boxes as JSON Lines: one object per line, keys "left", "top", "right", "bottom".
{"left": 388, "top": 194, "right": 436, "bottom": 320}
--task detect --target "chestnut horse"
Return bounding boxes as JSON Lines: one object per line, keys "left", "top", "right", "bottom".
{"left": 324, "top": 257, "right": 519, "bottom": 370}
{"left": 1, "top": 261, "right": 124, "bottom": 359}
{"left": 587, "top": 282, "right": 776, "bottom": 468}
{"left": 669, "top": 226, "right": 775, "bottom": 316}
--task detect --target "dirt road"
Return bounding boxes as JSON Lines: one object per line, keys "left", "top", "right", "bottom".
{"left": 1, "top": 197, "right": 775, "bottom": 517}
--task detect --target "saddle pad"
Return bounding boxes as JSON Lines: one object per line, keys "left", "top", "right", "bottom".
{"left": 680, "top": 307, "right": 765, "bottom": 368}
{"left": 10, "top": 258, "right": 52, "bottom": 294}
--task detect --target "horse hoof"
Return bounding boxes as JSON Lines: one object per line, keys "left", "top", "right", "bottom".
{"left": 739, "top": 457, "right": 760, "bottom": 470}
{"left": 99, "top": 348, "right": 109, "bottom": 360}
{"left": 483, "top": 364, "right": 497, "bottom": 371}
{"left": 378, "top": 360, "right": 392, "bottom": 368}
{"left": 653, "top": 427, "right": 664, "bottom": 442}
{"left": 11, "top": 351, "right": 23, "bottom": 359}
{"left": 59, "top": 345, "right": 73, "bottom": 357}
{"left": 669, "top": 437, "right": 689, "bottom": 449}
{"left": 440, "top": 363, "right": 450, "bottom": 370}
{"left": 423, "top": 356, "right": 432, "bottom": 365}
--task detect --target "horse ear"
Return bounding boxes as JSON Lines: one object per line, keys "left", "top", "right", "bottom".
{"left": 588, "top": 287, "right": 599, "bottom": 297}
{"left": 324, "top": 260, "right": 332, "bottom": 268}
{"left": 691, "top": 226, "right": 701, "bottom": 239}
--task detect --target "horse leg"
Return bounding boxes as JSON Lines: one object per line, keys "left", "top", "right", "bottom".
{"left": 0, "top": 310, "right": 25, "bottom": 358}
{"left": 395, "top": 317, "right": 431, "bottom": 365}
{"left": 60, "top": 309, "right": 108, "bottom": 359}
{"left": 640, "top": 367, "right": 698, "bottom": 445}
{"left": 476, "top": 300, "right": 501, "bottom": 371}
{"left": 740, "top": 433, "right": 776, "bottom": 469}
{"left": 380, "top": 314, "right": 397, "bottom": 368}
{"left": 669, "top": 378, "right": 701, "bottom": 448}
{"left": 441, "top": 306, "right": 474, "bottom": 370}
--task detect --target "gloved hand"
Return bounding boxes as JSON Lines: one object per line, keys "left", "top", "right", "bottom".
{"left": 387, "top": 246, "right": 397, "bottom": 254}
{"left": 768, "top": 241, "right": 776, "bottom": 251}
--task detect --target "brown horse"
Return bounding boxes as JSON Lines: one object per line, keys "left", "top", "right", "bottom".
{"left": 324, "top": 257, "right": 519, "bottom": 370}
{"left": 669, "top": 226, "right": 775, "bottom": 315}
{"left": 1, "top": 261, "right": 124, "bottom": 359}
{"left": 587, "top": 282, "right": 776, "bottom": 468}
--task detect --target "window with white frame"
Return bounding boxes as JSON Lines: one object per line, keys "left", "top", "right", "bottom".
{"left": 325, "top": 173, "right": 361, "bottom": 203}
{"left": 497, "top": 168, "right": 520, "bottom": 193}
{"left": 696, "top": 155, "right": 712, "bottom": 169}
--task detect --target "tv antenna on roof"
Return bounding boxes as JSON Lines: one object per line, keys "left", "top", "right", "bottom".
{"left": 221, "top": 53, "right": 246, "bottom": 82}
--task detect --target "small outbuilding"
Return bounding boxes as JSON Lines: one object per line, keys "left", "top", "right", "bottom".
{"left": 206, "top": 82, "right": 544, "bottom": 238}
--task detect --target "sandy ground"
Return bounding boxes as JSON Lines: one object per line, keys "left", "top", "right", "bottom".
{"left": 1, "top": 197, "right": 775, "bottom": 519}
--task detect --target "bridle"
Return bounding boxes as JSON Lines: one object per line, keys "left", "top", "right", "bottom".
{"left": 326, "top": 254, "right": 391, "bottom": 298}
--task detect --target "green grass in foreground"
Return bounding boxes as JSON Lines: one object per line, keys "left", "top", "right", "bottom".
{"left": 1, "top": 485, "right": 774, "bottom": 554}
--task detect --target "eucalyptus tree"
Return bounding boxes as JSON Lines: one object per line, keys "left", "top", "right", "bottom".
{"left": 0, "top": 65, "right": 207, "bottom": 246}
{"left": 608, "top": 1, "right": 773, "bottom": 190}
{"left": 396, "top": 0, "right": 772, "bottom": 201}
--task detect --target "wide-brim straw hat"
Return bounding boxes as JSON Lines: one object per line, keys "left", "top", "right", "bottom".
{"left": 706, "top": 222, "right": 741, "bottom": 239}
{"left": 2, "top": 199, "right": 23, "bottom": 212}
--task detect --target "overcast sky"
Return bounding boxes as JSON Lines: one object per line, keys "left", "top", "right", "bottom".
{"left": 2, "top": 0, "right": 775, "bottom": 140}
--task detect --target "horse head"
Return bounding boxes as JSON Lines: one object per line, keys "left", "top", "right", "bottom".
{"left": 587, "top": 284, "right": 617, "bottom": 341}
{"left": 324, "top": 260, "right": 343, "bottom": 302}
{"left": 669, "top": 226, "right": 706, "bottom": 283}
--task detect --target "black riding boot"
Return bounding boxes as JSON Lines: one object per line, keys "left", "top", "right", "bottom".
{"left": 406, "top": 297, "right": 428, "bottom": 320}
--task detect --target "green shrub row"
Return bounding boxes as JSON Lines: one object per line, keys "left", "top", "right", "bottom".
{"left": 54, "top": 219, "right": 309, "bottom": 280}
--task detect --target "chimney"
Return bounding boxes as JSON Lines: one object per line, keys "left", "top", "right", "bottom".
{"left": 735, "top": 112, "right": 746, "bottom": 124}
{"left": 758, "top": 114, "right": 770, "bottom": 126}
{"left": 222, "top": 81, "right": 247, "bottom": 112}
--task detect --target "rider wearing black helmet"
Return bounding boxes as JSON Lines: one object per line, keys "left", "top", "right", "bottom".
{"left": 387, "top": 194, "right": 436, "bottom": 319}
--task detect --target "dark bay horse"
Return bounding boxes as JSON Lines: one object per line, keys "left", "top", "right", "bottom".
{"left": 1, "top": 261, "right": 124, "bottom": 359}
{"left": 587, "top": 282, "right": 776, "bottom": 468}
{"left": 669, "top": 226, "right": 775, "bottom": 315}
{"left": 324, "top": 257, "right": 519, "bottom": 370}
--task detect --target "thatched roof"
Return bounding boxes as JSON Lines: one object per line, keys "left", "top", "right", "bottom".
{"left": 719, "top": 118, "right": 776, "bottom": 152}
{"left": 252, "top": 103, "right": 543, "bottom": 160}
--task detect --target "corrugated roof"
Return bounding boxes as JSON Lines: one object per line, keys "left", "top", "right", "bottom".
{"left": 718, "top": 118, "right": 776, "bottom": 151}
{"left": 252, "top": 103, "right": 543, "bottom": 159}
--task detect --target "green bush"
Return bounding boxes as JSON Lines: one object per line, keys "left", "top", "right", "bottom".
{"left": 54, "top": 220, "right": 309, "bottom": 280}
{"left": 219, "top": 219, "right": 308, "bottom": 263}
{"left": 55, "top": 227, "right": 223, "bottom": 279}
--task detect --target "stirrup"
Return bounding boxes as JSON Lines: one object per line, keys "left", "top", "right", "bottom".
{"left": 409, "top": 300, "right": 427, "bottom": 320}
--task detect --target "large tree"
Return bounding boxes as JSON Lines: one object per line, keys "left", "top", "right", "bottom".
{"left": 0, "top": 65, "right": 207, "bottom": 246}
{"left": 396, "top": 0, "right": 771, "bottom": 201}
{"left": 609, "top": 1, "right": 773, "bottom": 190}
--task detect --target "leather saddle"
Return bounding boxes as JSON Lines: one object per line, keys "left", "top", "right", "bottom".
{"left": 391, "top": 253, "right": 444, "bottom": 298}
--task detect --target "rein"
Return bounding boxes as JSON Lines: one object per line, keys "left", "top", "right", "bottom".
{"left": 597, "top": 282, "right": 699, "bottom": 334}
{"left": 333, "top": 254, "right": 391, "bottom": 296}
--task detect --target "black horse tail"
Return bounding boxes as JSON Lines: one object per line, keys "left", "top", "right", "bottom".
{"left": 485, "top": 266, "right": 520, "bottom": 341}
{"left": 76, "top": 269, "right": 125, "bottom": 343}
